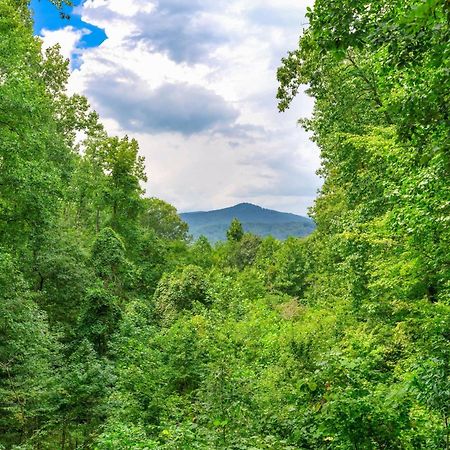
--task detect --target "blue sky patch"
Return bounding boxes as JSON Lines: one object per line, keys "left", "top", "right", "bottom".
{"left": 30, "top": 0, "right": 106, "bottom": 50}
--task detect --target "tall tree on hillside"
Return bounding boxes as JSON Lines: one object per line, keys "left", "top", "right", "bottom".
{"left": 226, "top": 218, "right": 244, "bottom": 242}
{"left": 0, "top": 0, "right": 69, "bottom": 253}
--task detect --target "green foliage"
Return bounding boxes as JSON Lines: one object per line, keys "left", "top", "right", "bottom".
{"left": 189, "top": 235, "right": 214, "bottom": 268}
{"left": 226, "top": 218, "right": 244, "bottom": 242}
{"left": 78, "top": 288, "right": 121, "bottom": 356}
{"left": 34, "top": 227, "right": 92, "bottom": 331}
{"left": 131, "top": 230, "right": 169, "bottom": 296}
{"left": 219, "top": 232, "right": 262, "bottom": 270}
{"left": 1, "top": 0, "right": 448, "bottom": 448}
{"left": 272, "top": 237, "right": 308, "bottom": 298}
{"left": 57, "top": 339, "right": 115, "bottom": 448}
{"left": 95, "top": 422, "right": 159, "bottom": 449}
{"left": 91, "top": 227, "right": 126, "bottom": 282}
{"left": 273, "top": 0, "right": 450, "bottom": 446}
{"left": 81, "top": 135, "right": 147, "bottom": 238}
{"left": 0, "top": 0, "right": 71, "bottom": 251}
{"left": 232, "top": 232, "right": 262, "bottom": 269}
{"left": 0, "top": 251, "right": 58, "bottom": 448}
{"left": 141, "top": 197, "right": 189, "bottom": 241}
{"left": 154, "top": 265, "right": 209, "bottom": 325}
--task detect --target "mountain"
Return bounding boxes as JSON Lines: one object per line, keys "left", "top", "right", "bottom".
{"left": 180, "top": 203, "right": 315, "bottom": 242}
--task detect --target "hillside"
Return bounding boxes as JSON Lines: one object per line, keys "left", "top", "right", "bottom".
{"left": 180, "top": 203, "right": 315, "bottom": 242}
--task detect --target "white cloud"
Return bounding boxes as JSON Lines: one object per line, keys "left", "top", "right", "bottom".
{"left": 40, "top": 25, "right": 90, "bottom": 60}
{"left": 81, "top": 0, "right": 156, "bottom": 17}
{"left": 51, "top": 0, "right": 321, "bottom": 215}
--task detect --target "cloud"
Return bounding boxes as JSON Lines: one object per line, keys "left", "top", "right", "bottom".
{"left": 79, "top": 0, "right": 230, "bottom": 65}
{"left": 130, "top": 5, "right": 229, "bottom": 64}
{"left": 130, "top": 125, "right": 321, "bottom": 217}
{"left": 247, "top": 5, "right": 307, "bottom": 28}
{"left": 54, "top": 0, "right": 321, "bottom": 215}
{"left": 233, "top": 134, "right": 322, "bottom": 199}
{"left": 85, "top": 71, "right": 239, "bottom": 135}
{"left": 40, "top": 25, "right": 90, "bottom": 60}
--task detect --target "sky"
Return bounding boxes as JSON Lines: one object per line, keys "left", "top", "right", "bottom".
{"left": 31, "top": 0, "right": 321, "bottom": 216}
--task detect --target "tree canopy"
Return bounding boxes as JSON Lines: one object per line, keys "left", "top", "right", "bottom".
{"left": 0, "top": 0, "right": 448, "bottom": 448}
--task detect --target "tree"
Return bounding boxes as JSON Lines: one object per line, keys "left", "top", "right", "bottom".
{"left": 226, "top": 218, "right": 244, "bottom": 242}
{"left": 77, "top": 287, "right": 121, "bottom": 356}
{"left": 58, "top": 339, "right": 114, "bottom": 449}
{"left": 275, "top": 0, "right": 450, "bottom": 446}
{"left": 154, "top": 265, "right": 209, "bottom": 326}
{"left": 1, "top": 0, "right": 448, "bottom": 447}
{"left": 229, "top": 233, "right": 262, "bottom": 270}
{"left": 33, "top": 227, "right": 93, "bottom": 332}
{"left": 189, "top": 235, "right": 213, "bottom": 268}
{"left": 277, "top": 0, "right": 450, "bottom": 310}
{"left": 0, "top": 0, "right": 70, "bottom": 253}
{"left": 81, "top": 135, "right": 147, "bottom": 237}
{"left": 0, "top": 251, "right": 59, "bottom": 447}
{"left": 273, "top": 237, "right": 308, "bottom": 298}
{"left": 91, "top": 227, "right": 127, "bottom": 290}
{"left": 141, "top": 197, "right": 189, "bottom": 241}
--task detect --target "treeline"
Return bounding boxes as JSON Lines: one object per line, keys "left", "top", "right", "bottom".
{"left": 0, "top": 0, "right": 449, "bottom": 449}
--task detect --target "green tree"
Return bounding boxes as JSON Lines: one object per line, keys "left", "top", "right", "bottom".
{"left": 91, "top": 227, "right": 127, "bottom": 289}
{"left": 81, "top": 135, "right": 147, "bottom": 237}
{"left": 77, "top": 287, "right": 121, "bottom": 356}
{"left": 0, "top": 0, "right": 71, "bottom": 253}
{"left": 189, "top": 235, "right": 213, "bottom": 268}
{"left": 58, "top": 339, "right": 114, "bottom": 448}
{"left": 141, "top": 197, "right": 189, "bottom": 241}
{"left": 0, "top": 251, "right": 59, "bottom": 447}
{"left": 154, "top": 265, "right": 209, "bottom": 326}
{"left": 276, "top": 0, "right": 450, "bottom": 446}
{"left": 229, "top": 233, "right": 262, "bottom": 270}
{"left": 226, "top": 218, "right": 244, "bottom": 242}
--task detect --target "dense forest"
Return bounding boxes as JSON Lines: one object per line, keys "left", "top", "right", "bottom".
{"left": 0, "top": 0, "right": 449, "bottom": 449}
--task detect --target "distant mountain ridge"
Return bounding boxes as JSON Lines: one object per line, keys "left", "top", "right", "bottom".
{"left": 180, "top": 203, "right": 315, "bottom": 242}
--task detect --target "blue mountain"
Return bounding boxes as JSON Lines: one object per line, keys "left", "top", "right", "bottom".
{"left": 180, "top": 203, "right": 315, "bottom": 242}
